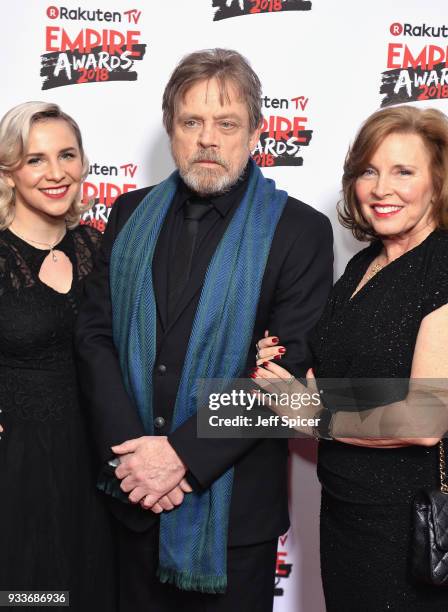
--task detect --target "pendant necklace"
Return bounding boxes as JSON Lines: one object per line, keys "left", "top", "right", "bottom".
{"left": 365, "top": 260, "right": 384, "bottom": 283}
{"left": 10, "top": 227, "right": 66, "bottom": 262}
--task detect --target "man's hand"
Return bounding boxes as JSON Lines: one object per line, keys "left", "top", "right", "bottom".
{"left": 141, "top": 478, "right": 193, "bottom": 514}
{"left": 112, "top": 436, "right": 187, "bottom": 505}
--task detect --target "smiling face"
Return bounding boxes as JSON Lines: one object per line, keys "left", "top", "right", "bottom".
{"left": 355, "top": 132, "right": 436, "bottom": 240}
{"left": 6, "top": 118, "right": 83, "bottom": 223}
{"left": 170, "top": 77, "right": 261, "bottom": 195}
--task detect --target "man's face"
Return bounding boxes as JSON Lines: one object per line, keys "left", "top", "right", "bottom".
{"left": 170, "top": 77, "right": 261, "bottom": 195}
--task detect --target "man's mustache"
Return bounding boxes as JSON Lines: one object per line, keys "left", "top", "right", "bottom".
{"left": 190, "top": 150, "right": 229, "bottom": 170}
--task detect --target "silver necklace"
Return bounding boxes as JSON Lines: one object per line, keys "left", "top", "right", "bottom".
{"left": 10, "top": 227, "right": 66, "bottom": 262}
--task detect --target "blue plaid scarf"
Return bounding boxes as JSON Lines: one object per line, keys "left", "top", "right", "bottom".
{"left": 109, "top": 160, "right": 287, "bottom": 593}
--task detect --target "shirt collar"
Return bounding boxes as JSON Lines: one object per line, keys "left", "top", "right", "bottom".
{"left": 175, "top": 161, "right": 252, "bottom": 217}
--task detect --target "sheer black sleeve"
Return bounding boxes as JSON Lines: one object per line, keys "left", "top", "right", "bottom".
{"left": 422, "top": 231, "right": 448, "bottom": 317}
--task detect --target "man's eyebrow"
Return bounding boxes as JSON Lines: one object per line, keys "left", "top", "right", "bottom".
{"left": 176, "top": 112, "right": 242, "bottom": 121}
{"left": 213, "top": 113, "right": 242, "bottom": 121}
{"left": 176, "top": 113, "right": 202, "bottom": 120}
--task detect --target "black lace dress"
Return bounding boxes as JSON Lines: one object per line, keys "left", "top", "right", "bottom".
{"left": 0, "top": 226, "right": 116, "bottom": 610}
{"left": 312, "top": 229, "right": 448, "bottom": 611}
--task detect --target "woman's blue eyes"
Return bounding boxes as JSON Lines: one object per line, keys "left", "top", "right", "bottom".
{"left": 27, "top": 152, "right": 76, "bottom": 165}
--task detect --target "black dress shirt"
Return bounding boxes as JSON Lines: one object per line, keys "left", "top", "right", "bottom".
{"left": 155, "top": 166, "right": 251, "bottom": 325}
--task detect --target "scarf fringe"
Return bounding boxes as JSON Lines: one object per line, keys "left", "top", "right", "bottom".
{"left": 158, "top": 567, "right": 227, "bottom": 594}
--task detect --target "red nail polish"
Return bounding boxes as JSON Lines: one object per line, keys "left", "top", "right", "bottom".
{"left": 272, "top": 337, "right": 279, "bottom": 344}
{"left": 279, "top": 347, "right": 286, "bottom": 354}
{"left": 249, "top": 373, "right": 256, "bottom": 379}
{"left": 263, "top": 362, "right": 270, "bottom": 367}
{"left": 274, "top": 355, "right": 282, "bottom": 360}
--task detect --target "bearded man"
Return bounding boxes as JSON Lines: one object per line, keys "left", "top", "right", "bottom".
{"left": 75, "top": 48, "right": 333, "bottom": 612}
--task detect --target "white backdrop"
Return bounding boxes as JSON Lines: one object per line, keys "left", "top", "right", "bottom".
{"left": 2, "top": 1, "right": 447, "bottom": 609}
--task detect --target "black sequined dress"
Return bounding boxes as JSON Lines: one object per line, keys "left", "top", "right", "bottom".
{"left": 0, "top": 226, "right": 116, "bottom": 611}
{"left": 312, "top": 230, "right": 448, "bottom": 611}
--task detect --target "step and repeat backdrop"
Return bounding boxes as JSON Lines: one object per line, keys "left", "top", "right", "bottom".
{"left": 1, "top": 1, "right": 447, "bottom": 610}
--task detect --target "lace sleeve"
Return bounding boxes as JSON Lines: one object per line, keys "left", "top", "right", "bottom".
{"left": 0, "top": 240, "right": 24, "bottom": 295}
{"left": 78, "top": 224, "right": 103, "bottom": 251}
{"left": 422, "top": 232, "right": 448, "bottom": 317}
{"left": 0, "top": 250, "right": 6, "bottom": 297}
{"left": 72, "top": 225, "right": 103, "bottom": 281}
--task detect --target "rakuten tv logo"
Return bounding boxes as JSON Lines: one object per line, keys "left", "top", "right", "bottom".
{"left": 251, "top": 94, "right": 312, "bottom": 168}
{"left": 81, "top": 161, "right": 138, "bottom": 232}
{"left": 390, "top": 22, "right": 448, "bottom": 38}
{"left": 46, "top": 6, "right": 142, "bottom": 24}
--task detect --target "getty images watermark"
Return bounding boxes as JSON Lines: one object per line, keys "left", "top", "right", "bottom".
{"left": 208, "top": 388, "right": 321, "bottom": 429}
{"left": 196, "top": 378, "right": 448, "bottom": 439}
{"left": 196, "top": 379, "right": 323, "bottom": 438}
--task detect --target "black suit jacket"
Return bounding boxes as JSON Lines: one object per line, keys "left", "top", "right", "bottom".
{"left": 75, "top": 182, "right": 333, "bottom": 546}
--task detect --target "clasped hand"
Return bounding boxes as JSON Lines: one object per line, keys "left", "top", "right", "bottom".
{"left": 252, "top": 331, "right": 321, "bottom": 436}
{"left": 112, "top": 435, "right": 193, "bottom": 513}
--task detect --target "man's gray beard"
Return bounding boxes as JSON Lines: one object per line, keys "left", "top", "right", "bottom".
{"left": 176, "top": 158, "right": 248, "bottom": 196}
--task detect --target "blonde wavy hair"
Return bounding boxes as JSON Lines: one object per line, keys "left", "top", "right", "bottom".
{"left": 0, "top": 101, "right": 90, "bottom": 230}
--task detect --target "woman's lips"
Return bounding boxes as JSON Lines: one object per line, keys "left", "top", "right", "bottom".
{"left": 371, "top": 204, "right": 403, "bottom": 218}
{"left": 39, "top": 186, "right": 70, "bottom": 199}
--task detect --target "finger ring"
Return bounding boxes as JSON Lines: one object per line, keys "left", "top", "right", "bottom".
{"left": 286, "top": 376, "right": 295, "bottom": 385}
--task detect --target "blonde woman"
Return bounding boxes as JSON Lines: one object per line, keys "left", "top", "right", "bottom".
{"left": 0, "top": 102, "right": 115, "bottom": 610}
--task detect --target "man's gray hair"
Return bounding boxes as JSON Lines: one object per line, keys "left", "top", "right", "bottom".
{"left": 162, "top": 48, "right": 262, "bottom": 134}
